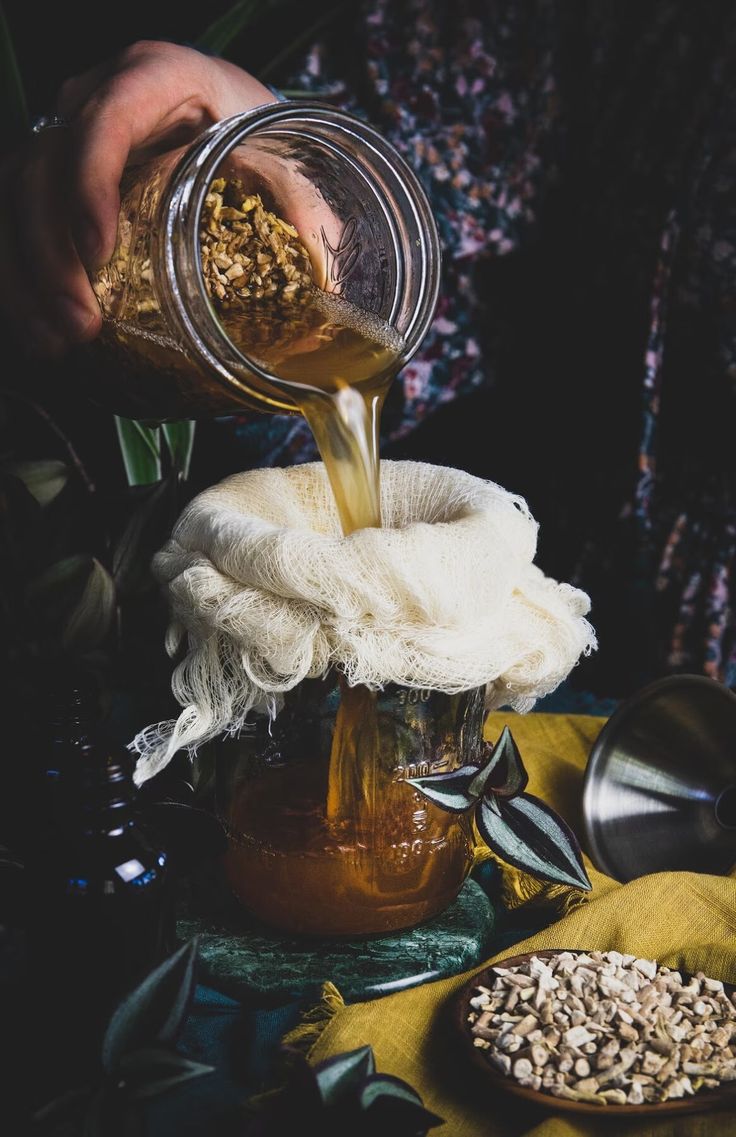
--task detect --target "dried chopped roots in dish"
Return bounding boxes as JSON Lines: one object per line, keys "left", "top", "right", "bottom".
{"left": 467, "top": 950, "right": 736, "bottom": 1106}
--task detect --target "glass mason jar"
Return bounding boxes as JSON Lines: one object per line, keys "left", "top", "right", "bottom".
{"left": 213, "top": 674, "right": 484, "bottom": 937}
{"left": 80, "top": 102, "right": 440, "bottom": 421}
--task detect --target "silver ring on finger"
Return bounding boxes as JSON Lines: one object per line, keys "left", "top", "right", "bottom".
{"left": 30, "top": 113, "right": 70, "bottom": 136}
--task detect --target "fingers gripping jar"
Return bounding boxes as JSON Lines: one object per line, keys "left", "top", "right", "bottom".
{"left": 83, "top": 102, "right": 440, "bottom": 421}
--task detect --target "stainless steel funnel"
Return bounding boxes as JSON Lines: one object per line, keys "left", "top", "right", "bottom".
{"left": 582, "top": 675, "right": 736, "bottom": 881}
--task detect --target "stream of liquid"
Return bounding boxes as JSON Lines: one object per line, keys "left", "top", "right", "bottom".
{"left": 224, "top": 287, "right": 393, "bottom": 813}
{"left": 223, "top": 287, "right": 403, "bottom": 532}
{"left": 218, "top": 288, "right": 472, "bottom": 934}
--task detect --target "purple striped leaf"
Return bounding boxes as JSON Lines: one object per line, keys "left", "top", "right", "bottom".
{"left": 314, "top": 1045, "right": 375, "bottom": 1107}
{"left": 476, "top": 726, "right": 528, "bottom": 798}
{"left": 359, "top": 1074, "right": 444, "bottom": 1131}
{"left": 477, "top": 792, "right": 591, "bottom": 891}
{"left": 406, "top": 765, "right": 483, "bottom": 813}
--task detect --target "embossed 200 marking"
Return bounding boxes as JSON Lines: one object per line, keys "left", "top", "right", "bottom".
{"left": 395, "top": 688, "right": 432, "bottom": 705}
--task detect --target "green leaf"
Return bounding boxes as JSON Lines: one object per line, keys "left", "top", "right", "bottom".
{"left": 359, "top": 1074, "right": 444, "bottom": 1131}
{"left": 115, "top": 417, "right": 162, "bottom": 487}
{"left": 161, "top": 421, "right": 196, "bottom": 480}
{"left": 195, "top": 0, "right": 270, "bottom": 56}
{"left": 102, "top": 938, "right": 200, "bottom": 1072}
{"left": 30, "top": 1084, "right": 91, "bottom": 1127}
{"left": 26, "top": 553, "right": 90, "bottom": 599}
{"left": 476, "top": 793, "right": 592, "bottom": 892}
{"left": 475, "top": 726, "right": 528, "bottom": 799}
{"left": 0, "top": 476, "right": 44, "bottom": 635}
{"left": 62, "top": 557, "right": 116, "bottom": 652}
{"left": 118, "top": 1048, "right": 214, "bottom": 1102}
{"left": 112, "top": 474, "right": 179, "bottom": 599}
{"left": 258, "top": 2, "right": 348, "bottom": 82}
{"left": 0, "top": 3, "right": 28, "bottom": 145}
{"left": 406, "top": 765, "right": 482, "bottom": 813}
{"left": 259, "top": 0, "right": 350, "bottom": 83}
{"left": 24, "top": 555, "right": 115, "bottom": 655}
{"left": 314, "top": 1045, "right": 375, "bottom": 1108}
{"left": 7, "top": 459, "right": 69, "bottom": 507}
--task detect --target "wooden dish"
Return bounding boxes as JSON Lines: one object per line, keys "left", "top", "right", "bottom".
{"left": 451, "top": 948, "right": 736, "bottom": 1117}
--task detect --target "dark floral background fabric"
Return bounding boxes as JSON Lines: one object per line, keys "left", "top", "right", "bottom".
{"left": 227, "top": 0, "right": 565, "bottom": 464}
{"left": 217, "top": 0, "right": 736, "bottom": 697}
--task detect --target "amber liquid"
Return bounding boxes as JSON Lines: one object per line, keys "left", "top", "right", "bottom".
{"left": 219, "top": 290, "right": 472, "bottom": 935}
{"left": 223, "top": 737, "right": 473, "bottom": 936}
{"left": 223, "top": 288, "right": 402, "bottom": 532}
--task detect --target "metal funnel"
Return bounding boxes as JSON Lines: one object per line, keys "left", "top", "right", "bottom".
{"left": 582, "top": 675, "right": 736, "bottom": 881}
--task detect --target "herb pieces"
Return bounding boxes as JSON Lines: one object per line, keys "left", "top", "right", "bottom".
{"left": 468, "top": 950, "right": 736, "bottom": 1105}
{"left": 200, "top": 179, "right": 313, "bottom": 306}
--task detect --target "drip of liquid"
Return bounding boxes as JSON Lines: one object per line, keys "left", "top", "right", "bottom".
{"left": 218, "top": 289, "right": 472, "bottom": 934}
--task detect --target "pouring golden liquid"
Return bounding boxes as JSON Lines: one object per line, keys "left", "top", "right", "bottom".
{"left": 215, "top": 285, "right": 471, "bottom": 935}
{"left": 224, "top": 287, "right": 400, "bottom": 533}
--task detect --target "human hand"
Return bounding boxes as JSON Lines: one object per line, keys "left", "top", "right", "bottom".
{"left": 0, "top": 40, "right": 276, "bottom": 357}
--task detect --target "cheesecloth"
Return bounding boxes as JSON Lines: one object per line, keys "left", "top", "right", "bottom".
{"left": 132, "top": 460, "right": 596, "bottom": 784}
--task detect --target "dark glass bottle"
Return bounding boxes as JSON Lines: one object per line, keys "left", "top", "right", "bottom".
{"left": 30, "top": 679, "right": 174, "bottom": 1099}
{"left": 39, "top": 672, "right": 100, "bottom": 831}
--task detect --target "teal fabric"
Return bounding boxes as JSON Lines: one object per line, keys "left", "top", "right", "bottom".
{"left": 142, "top": 863, "right": 539, "bottom": 1135}
{"left": 143, "top": 986, "right": 307, "bottom": 1135}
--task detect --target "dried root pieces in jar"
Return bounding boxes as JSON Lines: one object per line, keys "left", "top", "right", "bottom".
{"left": 200, "top": 179, "right": 313, "bottom": 306}
{"left": 198, "top": 178, "right": 332, "bottom": 362}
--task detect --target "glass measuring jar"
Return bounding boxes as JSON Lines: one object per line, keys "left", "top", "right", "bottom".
{"left": 82, "top": 102, "right": 440, "bottom": 422}
{"left": 212, "top": 675, "right": 484, "bottom": 937}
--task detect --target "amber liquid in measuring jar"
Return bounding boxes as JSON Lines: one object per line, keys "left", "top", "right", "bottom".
{"left": 216, "top": 284, "right": 472, "bottom": 935}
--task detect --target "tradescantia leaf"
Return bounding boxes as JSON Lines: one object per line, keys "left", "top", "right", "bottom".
{"left": 102, "top": 939, "right": 200, "bottom": 1072}
{"left": 112, "top": 473, "right": 179, "bottom": 599}
{"left": 26, "top": 553, "right": 90, "bottom": 599}
{"left": 247, "top": 1044, "right": 445, "bottom": 1135}
{"left": 26, "top": 554, "right": 116, "bottom": 651}
{"left": 359, "top": 1075, "right": 422, "bottom": 1110}
{"left": 0, "top": 2, "right": 29, "bottom": 145}
{"left": 115, "top": 417, "right": 162, "bottom": 487}
{"left": 359, "top": 1075, "right": 443, "bottom": 1131}
{"left": 407, "top": 728, "right": 529, "bottom": 814}
{"left": 196, "top": 0, "right": 270, "bottom": 55}
{"left": 406, "top": 765, "right": 483, "bottom": 813}
{"left": 118, "top": 1048, "right": 214, "bottom": 1102}
{"left": 161, "top": 421, "right": 196, "bottom": 481}
{"left": 7, "top": 459, "right": 68, "bottom": 507}
{"left": 314, "top": 1045, "right": 376, "bottom": 1108}
{"left": 475, "top": 726, "right": 528, "bottom": 799}
{"left": 477, "top": 793, "right": 591, "bottom": 892}
{"left": 62, "top": 557, "right": 116, "bottom": 652}
{"left": 258, "top": 2, "right": 349, "bottom": 83}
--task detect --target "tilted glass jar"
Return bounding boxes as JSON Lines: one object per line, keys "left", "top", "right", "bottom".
{"left": 213, "top": 674, "right": 484, "bottom": 937}
{"left": 81, "top": 102, "right": 440, "bottom": 421}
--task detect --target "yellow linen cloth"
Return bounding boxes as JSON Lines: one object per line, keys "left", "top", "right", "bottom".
{"left": 302, "top": 712, "right": 736, "bottom": 1134}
